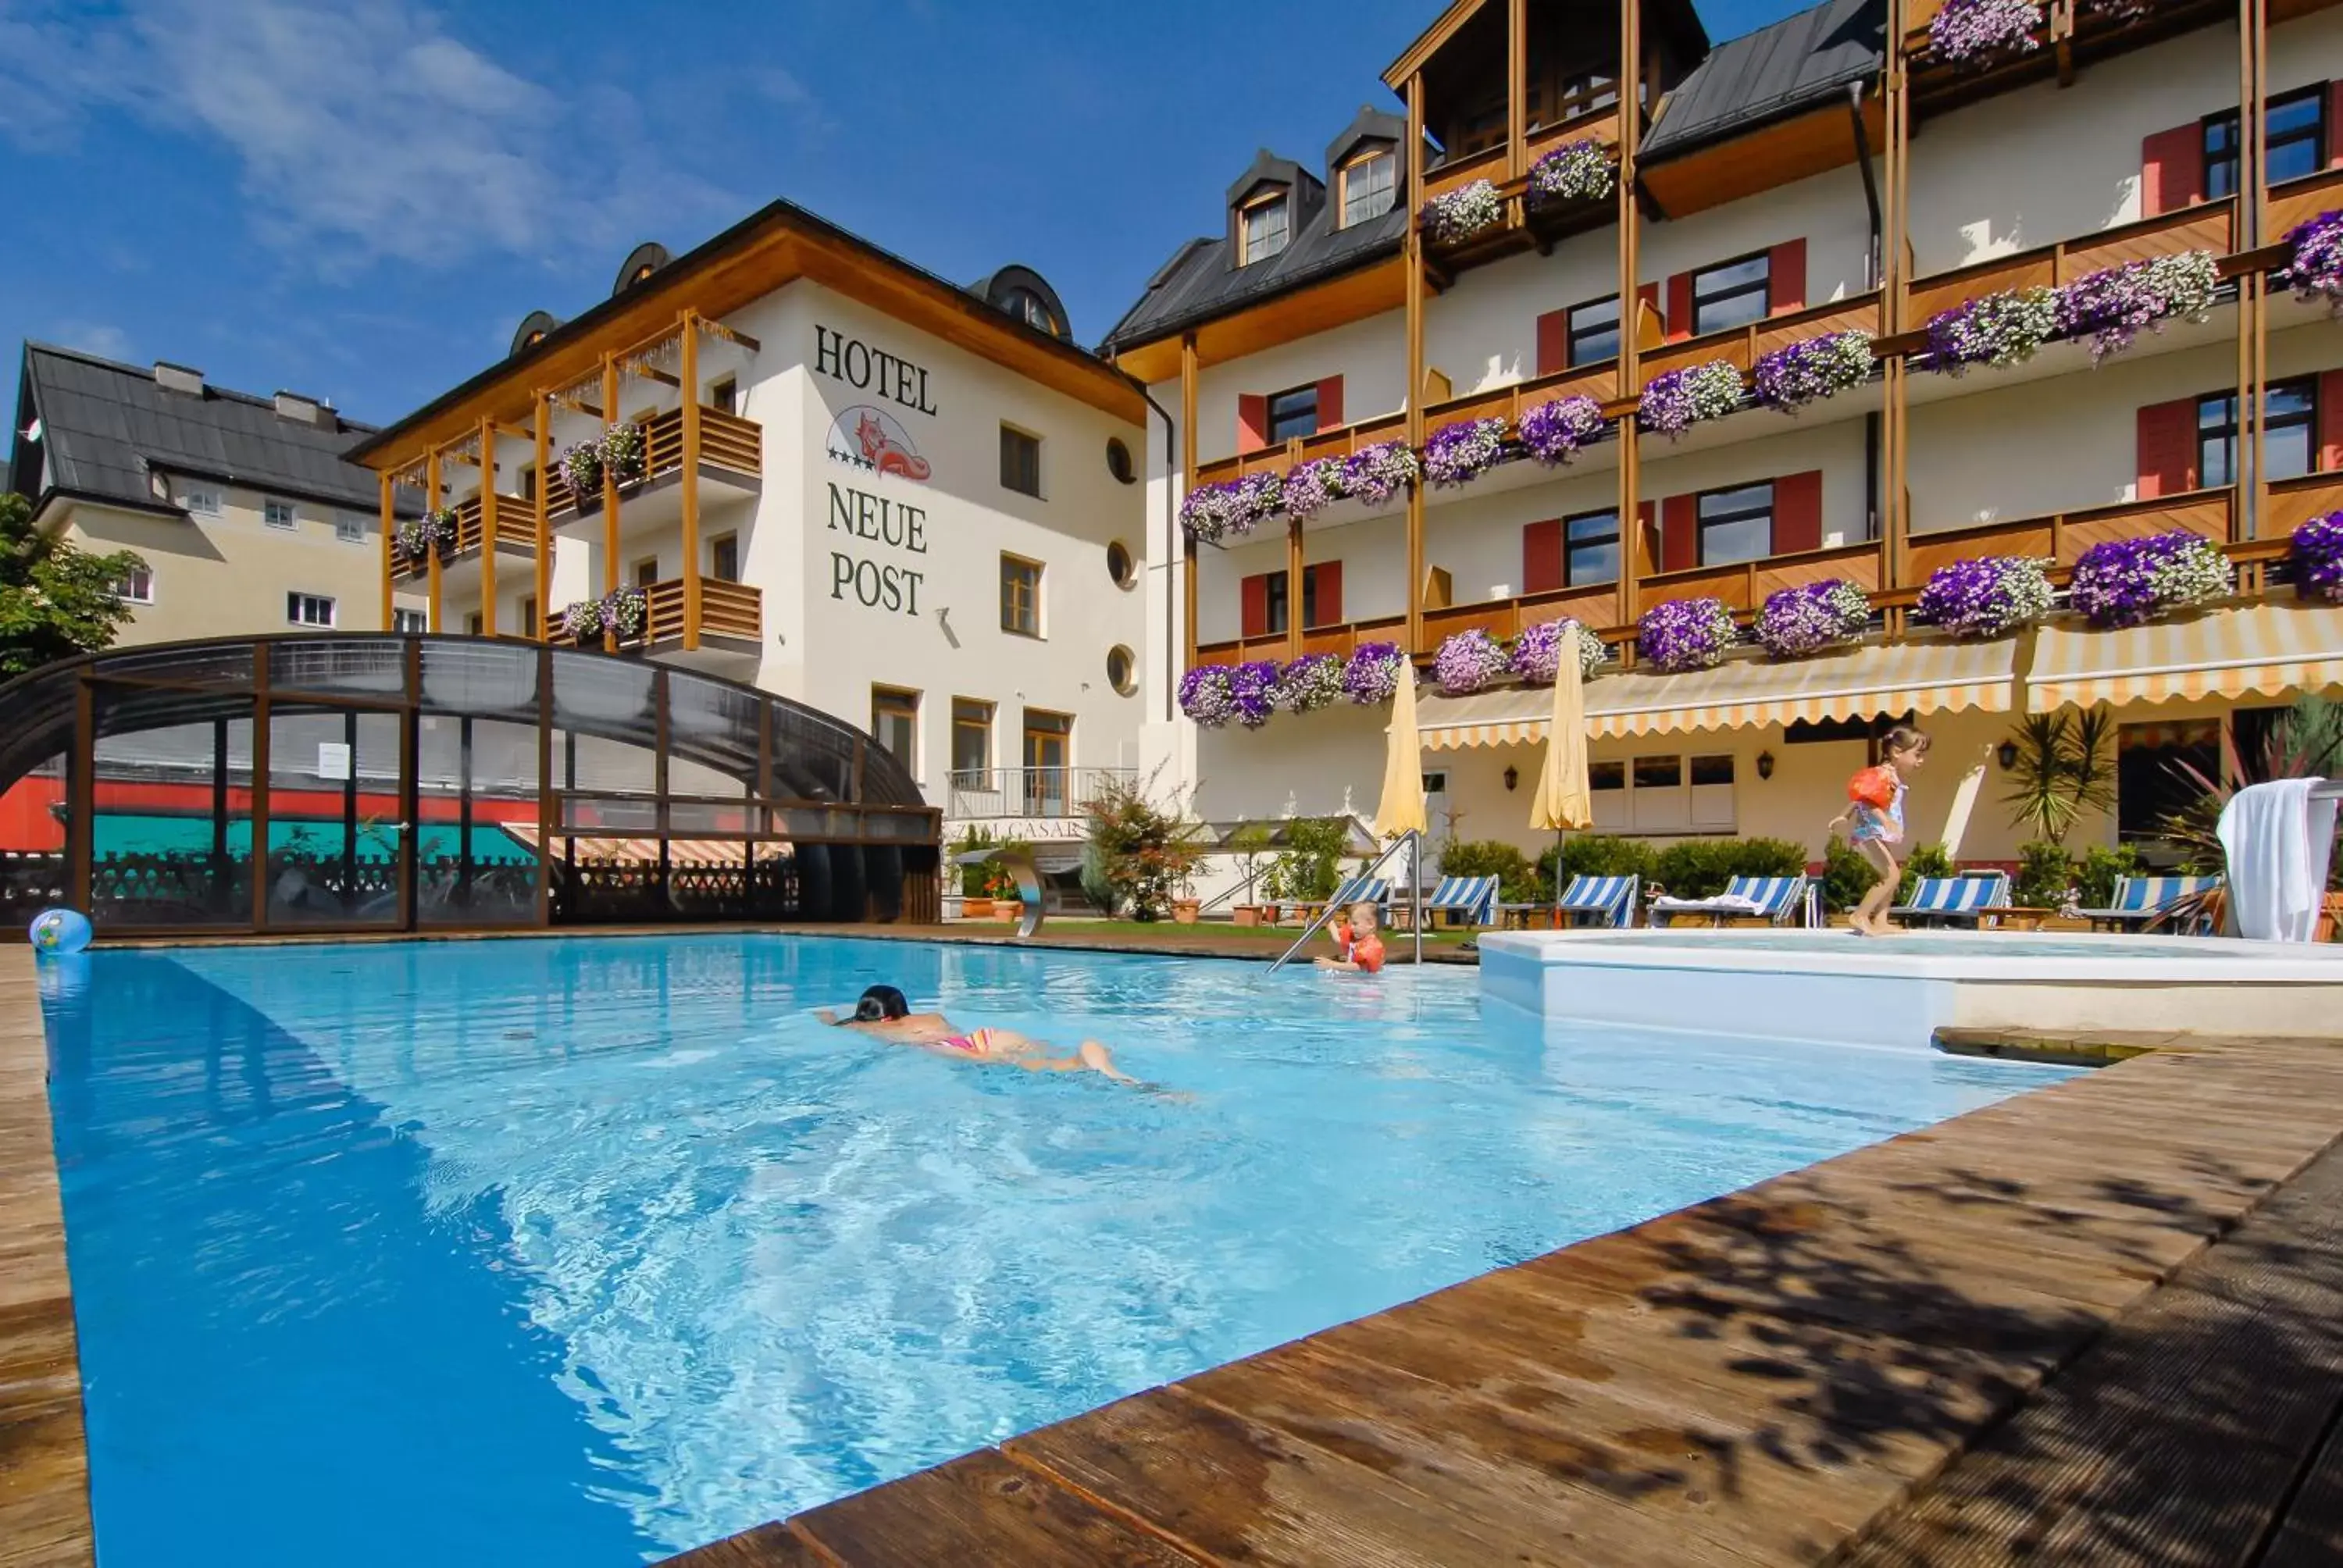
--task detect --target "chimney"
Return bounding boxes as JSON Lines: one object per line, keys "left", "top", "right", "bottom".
{"left": 273, "top": 390, "right": 331, "bottom": 427}
{"left": 153, "top": 362, "right": 205, "bottom": 397}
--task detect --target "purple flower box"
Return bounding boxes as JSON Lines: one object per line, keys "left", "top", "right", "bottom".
{"left": 1636, "top": 597, "right": 1739, "bottom": 674}
{"left": 1518, "top": 395, "right": 1607, "bottom": 466}
{"left": 1432, "top": 629, "right": 1510, "bottom": 696}
{"left": 1755, "top": 579, "right": 1870, "bottom": 659}
{"left": 1752, "top": 331, "right": 1874, "bottom": 413}
{"left": 1914, "top": 554, "right": 2055, "bottom": 637}
{"left": 2070, "top": 530, "right": 2232, "bottom": 629}
{"left": 1178, "top": 665, "right": 1235, "bottom": 727}
{"left": 1422, "top": 416, "right": 1509, "bottom": 488}
{"left": 1508, "top": 618, "right": 1606, "bottom": 684}
{"left": 1229, "top": 660, "right": 1283, "bottom": 728}
{"left": 1343, "top": 641, "right": 1410, "bottom": 704}
{"left": 1638, "top": 359, "right": 1744, "bottom": 437}
{"left": 1339, "top": 441, "right": 1421, "bottom": 509}
{"left": 1276, "top": 653, "right": 1345, "bottom": 713}
{"left": 2281, "top": 209, "right": 2343, "bottom": 313}
{"left": 1928, "top": 0, "right": 2044, "bottom": 65}
{"left": 2292, "top": 512, "right": 2343, "bottom": 604}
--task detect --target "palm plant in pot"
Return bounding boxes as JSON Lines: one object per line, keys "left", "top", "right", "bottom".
{"left": 2000, "top": 708, "right": 2117, "bottom": 845}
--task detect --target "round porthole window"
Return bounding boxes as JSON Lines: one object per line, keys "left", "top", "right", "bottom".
{"left": 1107, "top": 645, "right": 1138, "bottom": 696}
{"left": 1106, "top": 437, "right": 1136, "bottom": 485}
{"left": 1106, "top": 539, "right": 1136, "bottom": 590}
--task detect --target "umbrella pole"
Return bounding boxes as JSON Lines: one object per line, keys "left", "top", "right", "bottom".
{"left": 1412, "top": 832, "right": 1423, "bottom": 966}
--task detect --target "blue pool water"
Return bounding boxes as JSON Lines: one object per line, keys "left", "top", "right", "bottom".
{"left": 36, "top": 935, "right": 2077, "bottom": 1565}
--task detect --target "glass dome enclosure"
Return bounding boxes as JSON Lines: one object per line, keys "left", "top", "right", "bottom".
{"left": 0, "top": 635, "right": 940, "bottom": 937}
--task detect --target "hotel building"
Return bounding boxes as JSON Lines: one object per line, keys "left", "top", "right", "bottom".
{"left": 1110, "top": 0, "right": 2343, "bottom": 871}
{"left": 344, "top": 212, "right": 1150, "bottom": 864}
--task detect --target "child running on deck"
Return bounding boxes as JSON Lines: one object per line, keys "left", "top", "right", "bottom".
{"left": 1828, "top": 724, "right": 1931, "bottom": 937}
{"left": 1315, "top": 900, "right": 1389, "bottom": 973}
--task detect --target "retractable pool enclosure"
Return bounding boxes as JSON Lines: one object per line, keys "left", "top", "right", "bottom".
{"left": 0, "top": 635, "right": 941, "bottom": 938}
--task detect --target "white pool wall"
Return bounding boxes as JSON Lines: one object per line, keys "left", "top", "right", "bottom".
{"left": 1478, "top": 930, "right": 2343, "bottom": 1047}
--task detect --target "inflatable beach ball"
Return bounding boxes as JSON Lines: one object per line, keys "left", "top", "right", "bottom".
{"left": 28, "top": 907, "right": 93, "bottom": 956}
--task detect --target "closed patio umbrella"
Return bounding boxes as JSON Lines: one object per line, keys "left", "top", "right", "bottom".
{"left": 1374, "top": 660, "right": 1428, "bottom": 951}
{"left": 1529, "top": 651, "right": 1593, "bottom": 909}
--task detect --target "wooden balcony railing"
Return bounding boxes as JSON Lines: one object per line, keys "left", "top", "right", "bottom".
{"left": 1907, "top": 200, "right": 2236, "bottom": 326}
{"left": 1420, "top": 585, "right": 1617, "bottom": 647}
{"left": 1903, "top": 488, "right": 2234, "bottom": 583}
{"left": 1637, "top": 294, "right": 1888, "bottom": 388}
{"left": 550, "top": 578, "right": 762, "bottom": 651}
{"left": 1195, "top": 412, "right": 1410, "bottom": 488}
{"left": 1423, "top": 362, "right": 1622, "bottom": 432}
{"left": 452, "top": 494, "right": 535, "bottom": 558}
{"left": 1419, "top": 103, "right": 1628, "bottom": 262}
{"left": 697, "top": 578, "right": 763, "bottom": 642}
{"left": 553, "top": 404, "right": 761, "bottom": 519}
{"left": 2267, "top": 472, "right": 2343, "bottom": 536}
{"left": 2269, "top": 166, "right": 2343, "bottom": 247}
{"left": 1635, "top": 540, "right": 1888, "bottom": 619}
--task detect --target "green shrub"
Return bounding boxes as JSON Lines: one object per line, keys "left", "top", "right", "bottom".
{"left": 1436, "top": 839, "right": 1539, "bottom": 904}
{"left": 1080, "top": 780, "right": 1201, "bottom": 921}
{"left": 1271, "top": 817, "right": 1348, "bottom": 902}
{"left": 1650, "top": 841, "right": 1735, "bottom": 900}
{"left": 1894, "top": 843, "right": 1956, "bottom": 905}
{"left": 2012, "top": 839, "right": 2075, "bottom": 909}
{"left": 1820, "top": 835, "right": 1876, "bottom": 912}
{"left": 1079, "top": 839, "right": 1123, "bottom": 916}
{"left": 2074, "top": 843, "right": 2142, "bottom": 908}
{"left": 1535, "top": 834, "right": 1655, "bottom": 897}
{"left": 949, "top": 825, "right": 997, "bottom": 896}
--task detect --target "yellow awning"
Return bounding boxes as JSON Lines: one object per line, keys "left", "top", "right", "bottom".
{"left": 1418, "top": 636, "right": 2018, "bottom": 750}
{"left": 2027, "top": 602, "right": 2343, "bottom": 711}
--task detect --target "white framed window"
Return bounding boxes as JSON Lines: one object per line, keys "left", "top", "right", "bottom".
{"left": 179, "top": 483, "right": 223, "bottom": 516}
{"left": 1239, "top": 191, "right": 1290, "bottom": 265}
{"left": 335, "top": 511, "right": 366, "bottom": 542}
{"left": 112, "top": 565, "right": 155, "bottom": 604}
{"left": 1589, "top": 751, "right": 1739, "bottom": 836}
{"left": 1340, "top": 148, "right": 1396, "bottom": 226}
{"left": 264, "top": 497, "right": 297, "bottom": 529}
{"left": 287, "top": 592, "right": 337, "bottom": 628}
{"left": 393, "top": 608, "right": 428, "bottom": 634}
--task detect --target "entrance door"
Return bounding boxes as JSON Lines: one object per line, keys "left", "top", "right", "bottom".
{"left": 1023, "top": 711, "right": 1072, "bottom": 818}
{"left": 262, "top": 706, "right": 405, "bottom": 929}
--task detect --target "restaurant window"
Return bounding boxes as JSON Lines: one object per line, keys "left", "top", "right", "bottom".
{"left": 709, "top": 533, "right": 740, "bottom": 583}
{"left": 1254, "top": 564, "right": 1334, "bottom": 635}
{"left": 950, "top": 699, "right": 993, "bottom": 781}
{"left": 1565, "top": 508, "right": 1619, "bottom": 586}
{"left": 1698, "top": 482, "right": 1775, "bottom": 566}
{"left": 287, "top": 592, "right": 336, "bottom": 628}
{"left": 1000, "top": 424, "right": 1043, "bottom": 497}
{"left": 1691, "top": 252, "right": 1771, "bottom": 336}
{"left": 1000, "top": 553, "right": 1042, "bottom": 636}
{"left": 1239, "top": 191, "right": 1290, "bottom": 265}
{"left": 1567, "top": 294, "right": 1620, "bottom": 366}
{"left": 1266, "top": 384, "right": 1320, "bottom": 444}
{"left": 2199, "top": 378, "right": 2316, "bottom": 487}
{"left": 1341, "top": 148, "right": 1396, "bottom": 226}
{"left": 2205, "top": 87, "right": 2327, "bottom": 198}
{"left": 1022, "top": 710, "right": 1073, "bottom": 815}
{"left": 872, "top": 686, "right": 919, "bottom": 774}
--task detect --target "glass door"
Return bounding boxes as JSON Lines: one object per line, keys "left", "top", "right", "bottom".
{"left": 262, "top": 706, "right": 404, "bottom": 928}
{"left": 1022, "top": 711, "right": 1070, "bottom": 818}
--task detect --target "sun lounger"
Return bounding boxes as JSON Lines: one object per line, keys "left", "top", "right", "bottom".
{"left": 1550, "top": 873, "right": 1639, "bottom": 928}
{"left": 1650, "top": 875, "right": 1810, "bottom": 927}
{"left": 1415, "top": 875, "right": 1499, "bottom": 928}
{"left": 1892, "top": 871, "right": 2020, "bottom": 928}
{"left": 2077, "top": 873, "right": 2224, "bottom": 932}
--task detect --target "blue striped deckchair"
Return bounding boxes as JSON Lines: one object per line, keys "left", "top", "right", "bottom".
{"left": 2080, "top": 874, "right": 2223, "bottom": 932}
{"left": 1556, "top": 873, "right": 1639, "bottom": 928}
{"left": 1891, "top": 871, "right": 2010, "bottom": 928}
{"left": 1651, "top": 874, "right": 1810, "bottom": 927}
{"left": 1420, "top": 875, "right": 1500, "bottom": 928}
{"left": 1330, "top": 875, "right": 1389, "bottom": 909}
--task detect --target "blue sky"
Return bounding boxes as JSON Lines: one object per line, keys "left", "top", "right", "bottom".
{"left": 2, "top": 0, "right": 1810, "bottom": 443}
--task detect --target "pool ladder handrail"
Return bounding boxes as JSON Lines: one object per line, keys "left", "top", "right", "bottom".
{"left": 1265, "top": 829, "right": 1424, "bottom": 975}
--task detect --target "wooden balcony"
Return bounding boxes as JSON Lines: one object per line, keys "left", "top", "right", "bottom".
{"left": 1197, "top": 615, "right": 1408, "bottom": 666}
{"left": 1636, "top": 540, "right": 1888, "bottom": 619}
{"left": 1194, "top": 412, "right": 1410, "bottom": 490}
{"left": 1903, "top": 0, "right": 2236, "bottom": 113}
{"left": 551, "top": 578, "right": 762, "bottom": 653}
{"left": 556, "top": 404, "right": 762, "bottom": 522}
{"left": 1904, "top": 488, "right": 2234, "bottom": 585}
{"left": 2269, "top": 166, "right": 2343, "bottom": 248}
{"left": 1418, "top": 103, "right": 1629, "bottom": 270}
{"left": 1637, "top": 294, "right": 1887, "bottom": 390}
{"left": 1421, "top": 585, "right": 1618, "bottom": 647}
{"left": 2268, "top": 472, "right": 2343, "bottom": 536}
{"left": 1906, "top": 201, "right": 2237, "bottom": 327}
{"left": 1423, "top": 362, "right": 1624, "bottom": 433}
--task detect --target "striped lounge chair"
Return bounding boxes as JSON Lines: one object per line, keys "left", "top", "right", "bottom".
{"left": 1650, "top": 874, "right": 1810, "bottom": 927}
{"left": 1291, "top": 876, "right": 1389, "bottom": 925}
{"left": 1418, "top": 875, "right": 1500, "bottom": 928}
{"left": 1891, "top": 871, "right": 2011, "bottom": 928}
{"left": 2079, "top": 874, "right": 2223, "bottom": 933}
{"left": 1554, "top": 873, "right": 1640, "bottom": 928}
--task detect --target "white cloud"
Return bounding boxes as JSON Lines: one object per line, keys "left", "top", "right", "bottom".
{"left": 51, "top": 322, "right": 134, "bottom": 360}
{"left": 0, "top": 0, "right": 754, "bottom": 269}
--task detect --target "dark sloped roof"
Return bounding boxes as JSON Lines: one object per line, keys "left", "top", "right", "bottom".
{"left": 15, "top": 343, "right": 394, "bottom": 517}
{"left": 1642, "top": 0, "right": 1885, "bottom": 160}
{"left": 1099, "top": 194, "right": 1405, "bottom": 355}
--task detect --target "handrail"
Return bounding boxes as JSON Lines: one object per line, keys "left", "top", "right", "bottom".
{"left": 1199, "top": 862, "right": 1265, "bottom": 916}
{"left": 1266, "top": 829, "right": 1424, "bottom": 974}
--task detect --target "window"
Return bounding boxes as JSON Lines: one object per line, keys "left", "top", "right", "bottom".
{"left": 1107, "top": 646, "right": 1138, "bottom": 696}
{"left": 1106, "top": 437, "right": 1136, "bottom": 484}
{"left": 1239, "top": 191, "right": 1290, "bottom": 265}
{"left": 709, "top": 533, "right": 739, "bottom": 583}
{"left": 634, "top": 556, "right": 660, "bottom": 590}
{"left": 179, "top": 483, "right": 222, "bottom": 516}
{"left": 1254, "top": 565, "right": 1335, "bottom": 634}
{"left": 1567, "top": 294, "right": 1621, "bottom": 366}
{"left": 264, "top": 497, "right": 297, "bottom": 529}
{"left": 950, "top": 699, "right": 993, "bottom": 780}
{"left": 1000, "top": 287, "right": 1061, "bottom": 336}
{"left": 1341, "top": 148, "right": 1396, "bottom": 226}
{"left": 334, "top": 511, "right": 365, "bottom": 542}
{"left": 1689, "top": 754, "right": 1736, "bottom": 829}
{"left": 466, "top": 613, "right": 485, "bottom": 636}
{"left": 520, "top": 596, "right": 539, "bottom": 637}
{"left": 393, "top": 608, "right": 427, "bottom": 634}
{"left": 1692, "top": 253, "right": 1771, "bottom": 336}
{"left": 2118, "top": 718, "right": 2220, "bottom": 843}
{"left": 708, "top": 376, "right": 737, "bottom": 415}
{"left": 1698, "top": 483, "right": 1775, "bottom": 565}
{"left": 1022, "top": 711, "right": 1073, "bottom": 814}
{"left": 1000, "top": 554, "right": 1042, "bottom": 636}
{"left": 112, "top": 565, "right": 155, "bottom": 604}
{"left": 871, "top": 687, "right": 919, "bottom": 773}
{"left": 1453, "top": 98, "right": 1507, "bottom": 156}
{"left": 1564, "top": 508, "right": 1621, "bottom": 586}
{"left": 1265, "top": 385, "right": 1320, "bottom": 444}
{"left": 1000, "top": 424, "right": 1043, "bottom": 497}
{"left": 2205, "top": 88, "right": 2327, "bottom": 198}
{"left": 2199, "top": 378, "right": 2316, "bottom": 487}
{"left": 1107, "top": 540, "right": 1137, "bottom": 589}
{"left": 287, "top": 592, "right": 336, "bottom": 628}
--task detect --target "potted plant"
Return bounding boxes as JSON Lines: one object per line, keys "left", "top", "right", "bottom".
{"left": 951, "top": 826, "right": 997, "bottom": 918}
{"left": 1229, "top": 823, "right": 1275, "bottom": 926}
{"left": 1171, "top": 873, "right": 1202, "bottom": 925}
{"left": 1079, "top": 775, "right": 1204, "bottom": 922}
{"left": 601, "top": 420, "right": 647, "bottom": 485}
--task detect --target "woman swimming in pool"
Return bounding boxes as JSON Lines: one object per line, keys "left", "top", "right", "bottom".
{"left": 818, "top": 985, "right": 1136, "bottom": 1082}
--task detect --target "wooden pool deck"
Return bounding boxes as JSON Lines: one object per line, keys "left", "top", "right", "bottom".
{"left": 669, "top": 1028, "right": 2343, "bottom": 1568}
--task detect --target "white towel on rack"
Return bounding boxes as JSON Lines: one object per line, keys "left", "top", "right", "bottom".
{"left": 2217, "top": 779, "right": 2339, "bottom": 943}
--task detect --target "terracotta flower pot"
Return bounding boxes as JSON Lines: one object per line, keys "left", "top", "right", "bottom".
{"left": 1232, "top": 905, "right": 1261, "bottom": 928}
{"left": 2320, "top": 891, "right": 2343, "bottom": 944}
{"left": 962, "top": 898, "right": 994, "bottom": 919}
{"left": 1172, "top": 899, "right": 1201, "bottom": 925}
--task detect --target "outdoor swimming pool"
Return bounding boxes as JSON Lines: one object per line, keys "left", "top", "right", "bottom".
{"left": 37, "top": 934, "right": 2076, "bottom": 1564}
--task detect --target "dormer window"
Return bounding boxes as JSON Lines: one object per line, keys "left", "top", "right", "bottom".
{"left": 1339, "top": 148, "right": 1396, "bottom": 226}
{"left": 1239, "top": 190, "right": 1290, "bottom": 265}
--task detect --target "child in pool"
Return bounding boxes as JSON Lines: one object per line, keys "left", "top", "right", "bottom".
{"left": 1315, "top": 900, "right": 1388, "bottom": 973}
{"left": 1828, "top": 724, "right": 1931, "bottom": 937}
{"left": 818, "top": 985, "right": 1135, "bottom": 1081}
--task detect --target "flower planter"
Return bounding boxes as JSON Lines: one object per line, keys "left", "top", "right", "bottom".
{"left": 2320, "top": 892, "right": 2343, "bottom": 945}
{"left": 961, "top": 897, "right": 995, "bottom": 919}
{"left": 1232, "top": 905, "right": 1264, "bottom": 928}
{"left": 993, "top": 899, "right": 1024, "bottom": 921}
{"left": 1172, "top": 898, "right": 1201, "bottom": 925}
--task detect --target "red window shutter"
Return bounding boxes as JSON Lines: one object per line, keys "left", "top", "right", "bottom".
{"left": 1523, "top": 519, "right": 1564, "bottom": 593}
{"left": 2320, "top": 370, "right": 2343, "bottom": 471}
{"left": 1636, "top": 500, "right": 1655, "bottom": 572}
{"left": 1308, "top": 560, "right": 1343, "bottom": 625}
{"left": 1767, "top": 238, "right": 1807, "bottom": 315}
{"left": 1665, "top": 272, "right": 1695, "bottom": 343}
{"left": 1661, "top": 494, "right": 1698, "bottom": 572}
{"left": 1240, "top": 573, "right": 1270, "bottom": 638}
{"left": 1535, "top": 309, "right": 1569, "bottom": 376}
{"left": 2332, "top": 81, "right": 2343, "bottom": 169}
{"left": 1237, "top": 394, "right": 1268, "bottom": 452}
{"left": 1313, "top": 376, "right": 1343, "bottom": 430}
{"left": 1771, "top": 469, "right": 1824, "bottom": 554}
{"left": 2135, "top": 399, "right": 2199, "bottom": 498}
{"left": 1635, "top": 283, "right": 1660, "bottom": 347}
{"left": 2141, "top": 125, "right": 2203, "bottom": 217}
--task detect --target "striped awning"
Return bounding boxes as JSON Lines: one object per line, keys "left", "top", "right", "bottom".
{"left": 496, "top": 822, "right": 791, "bottom": 864}
{"left": 1417, "top": 636, "right": 2018, "bottom": 750}
{"left": 2028, "top": 602, "right": 2343, "bottom": 711}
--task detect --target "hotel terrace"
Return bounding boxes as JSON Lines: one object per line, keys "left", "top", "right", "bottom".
{"left": 1113, "top": 0, "right": 2343, "bottom": 869}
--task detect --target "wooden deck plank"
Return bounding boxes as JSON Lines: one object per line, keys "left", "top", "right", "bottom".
{"left": 788, "top": 1449, "right": 1211, "bottom": 1567}
{"left": 2260, "top": 1413, "right": 2343, "bottom": 1567}
{"left": 643, "top": 1520, "right": 838, "bottom": 1567}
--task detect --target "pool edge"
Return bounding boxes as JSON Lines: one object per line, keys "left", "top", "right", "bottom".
{"left": 0, "top": 946, "right": 95, "bottom": 1568}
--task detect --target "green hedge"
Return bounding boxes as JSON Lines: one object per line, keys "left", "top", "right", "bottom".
{"left": 1523, "top": 835, "right": 1811, "bottom": 902}
{"left": 1435, "top": 839, "right": 1540, "bottom": 904}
